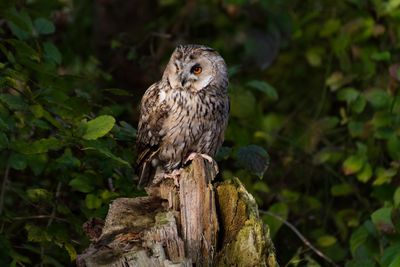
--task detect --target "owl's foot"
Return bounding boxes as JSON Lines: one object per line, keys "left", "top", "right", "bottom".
{"left": 185, "top": 153, "right": 219, "bottom": 173}
{"left": 185, "top": 152, "right": 212, "bottom": 163}
{"left": 164, "top": 169, "right": 182, "bottom": 187}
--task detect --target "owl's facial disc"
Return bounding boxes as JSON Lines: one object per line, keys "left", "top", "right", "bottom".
{"left": 179, "top": 63, "right": 204, "bottom": 87}
{"left": 164, "top": 45, "right": 227, "bottom": 92}
{"left": 178, "top": 57, "right": 213, "bottom": 91}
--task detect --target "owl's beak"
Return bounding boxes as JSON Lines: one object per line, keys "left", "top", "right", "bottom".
{"left": 180, "top": 73, "right": 188, "bottom": 87}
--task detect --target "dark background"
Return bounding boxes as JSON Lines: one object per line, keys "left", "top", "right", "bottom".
{"left": 0, "top": 0, "right": 400, "bottom": 266}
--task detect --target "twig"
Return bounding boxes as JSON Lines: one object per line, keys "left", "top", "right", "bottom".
{"left": 13, "top": 215, "right": 67, "bottom": 222}
{"left": 40, "top": 182, "right": 62, "bottom": 266}
{"left": 47, "top": 182, "right": 62, "bottom": 227}
{"left": 0, "top": 163, "right": 10, "bottom": 216}
{"left": 108, "top": 177, "right": 115, "bottom": 192}
{"left": 259, "top": 210, "right": 339, "bottom": 267}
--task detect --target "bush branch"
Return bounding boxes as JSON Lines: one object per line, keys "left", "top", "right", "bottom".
{"left": 260, "top": 210, "right": 339, "bottom": 267}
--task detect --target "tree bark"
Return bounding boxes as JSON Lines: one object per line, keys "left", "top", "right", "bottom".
{"left": 77, "top": 155, "right": 278, "bottom": 267}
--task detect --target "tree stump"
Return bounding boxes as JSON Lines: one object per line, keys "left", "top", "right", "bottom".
{"left": 77, "top": 155, "right": 278, "bottom": 267}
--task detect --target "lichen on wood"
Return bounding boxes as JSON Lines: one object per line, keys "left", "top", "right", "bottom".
{"left": 215, "top": 178, "right": 277, "bottom": 267}
{"left": 77, "top": 155, "right": 278, "bottom": 267}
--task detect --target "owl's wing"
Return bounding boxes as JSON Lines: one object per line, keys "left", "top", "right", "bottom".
{"left": 136, "top": 82, "right": 168, "bottom": 187}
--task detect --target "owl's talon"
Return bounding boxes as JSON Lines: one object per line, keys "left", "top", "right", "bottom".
{"left": 200, "top": 153, "right": 214, "bottom": 164}
{"left": 164, "top": 169, "right": 181, "bottom": 186}
{"left": 185, "top": 153, "right": 219, "bottom": 173}
{"left": 185, "top": 152, "right": 214, "bottom": 164}
{"left": 185, "top": 152, "right": 197, "bottom": 164}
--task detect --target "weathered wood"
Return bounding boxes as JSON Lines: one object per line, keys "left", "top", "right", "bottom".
{"left": 178, "top": 157, "right": 218, "bottom": 266}
{"left": 77, "top": 197, "right": 190, "bottom": 267}
{"left": 215, "top": 178, "right": 277, "bottom": 266}
{"left": 77, "top": 155, "right": 278, "bottom": 267}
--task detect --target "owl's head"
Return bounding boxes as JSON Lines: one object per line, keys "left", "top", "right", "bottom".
{"left": 163, "top": 44, "right": 228, "bottom": 92}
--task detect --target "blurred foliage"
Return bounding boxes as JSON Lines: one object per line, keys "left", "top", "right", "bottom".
{"left": 0, "top": 0, "right": 400, "bottom": 266}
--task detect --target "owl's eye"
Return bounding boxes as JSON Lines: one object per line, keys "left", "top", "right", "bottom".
{"left": 191, "top": 65, "right": 202, "bottom": 75}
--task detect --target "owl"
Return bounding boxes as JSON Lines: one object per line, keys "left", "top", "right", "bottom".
{"left": 136, "top": 44, "right": 229, "bottom": 187}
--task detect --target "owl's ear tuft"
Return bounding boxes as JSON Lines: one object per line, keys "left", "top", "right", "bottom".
{"left": 202, "top": 47, "right": 215, "bottom": 52}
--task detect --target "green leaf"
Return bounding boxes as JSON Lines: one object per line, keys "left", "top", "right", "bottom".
{"left": 82, "top": 115, "right": 116, "bottom": 140}
{"left": 0, "top": 94, "right": 28, "bottom": 110}
{"left": 349, "top": 226, "right": 369, "bottom": 255}
{"left": 0, "top": 117, "right": 10, "bottom": 131}
{"left": 316, "top": 235, "right": 337, "bottom": 247}
{"left": 387, "top": 134, "right": 400, "bottom": 161}
{"left": 42, "top": 108, "right": 63, "bottom": 129}
{"left": 25, "top": 223, "right": 51, "bottom": 242}
{"left": 85, "top": 194, "right": 102, "bottom": 209}
{"left": 56, "top": 149, "right": 81, "bottom": 169}
{"left": 337, "top": 87, "right": 367, "bottom": 113}
{"left": 320, "top": 19, "right": 341, "bottom": 37}
{"left": 346, "top": 259, "right": 376, "bottom": 267}
{"left": 9, "top": 249, "right": 31, "bottom": 265}
{"left": 351, "top": 96, "right": 366, "bottom": 114}
{"left": 26, "top": 188, "right": 52, "bottom": 202}
{"left": 8, "top": 152, "right": 27, "bottom": 170}
{"left": 389, "top": 254, "right": 400, "bottom": 267}
{"left": 261, "top": 113, "right": 284, "bottom": 143}
{"left": 43, "top": 42, "right": 62, "bottom": 65}
{"left": 68, "top": 175, "right": 94, "bottom": 193}
{"left": 306, "top": 47, "right": 323, "bottom": 67}
{"left": 5, "top": 9, "right": 32, "bottom": 32}
{"left": 394, "top": 187, "right": 400, "bottom": 208}
{"left": 337, "top": 87, "right": 360, "bottom": 104}
{"left": 64, "top": 243, "right": 77, "bottom": 261}
{"left": 253, "top": 181, "right": 270, "bottom": 193}
{"left": 312, "top": 148, "right": 342, "bottom": 165}
{"left": 281, "top": 189, "right": 300, "bottom": 202}
{"left": 7, "top": 39, "right": 40, "bottom": 62}
{"left": 373, "top": 167, "right": 397, "bottom": 186}
{"left": 228, "top": 65, "right": 241, "bottom": 77}
{"left": 4, "top": 8, "right": 34, "bottom": 39}
{"left": 33, "top": 18, "right": 55, "bottom": 35}
{"left": 12, "top": 137, "right": 63, "bottom": 154}
{"left": 365, "top": 89, "right": 390, "bottom": 109}
{"left": 30, "top": 104, "right": 45, "bottom": 118}
{"left": 27, "top": 153, "right": 48, "bottom": 176}
{"left": 82, "top": 146, "right": 130, "bottom": 167}
{"left": 372, "top": 112, "right": 392, "bottom": 128}
{"left": 100, "top": 190, "right": 119, "bottom": 201}
{"left": 371, "top": 51, "right": 391, "bottom": 62}
{"left": 356, "top": 163, "right": 373, "bottom": 183}
{"left": 313, "top": 149, "right": 332, "bottom": 164}
{"left": 0, "top": 133, "right": 9, "bottom": 149}
{"left": 348, "top": 121, "right": 364, "bottom": 137}
{"left": 331, "top": 183, "right": 354, "bottom": 196}
{"left": 342, "top": 155, "right": 365, "bottom": 175}
{"left": 114, "top": 121, "right": 137, "bottom": 141}
{"left": 236, "top": 145, "right": 270, "bottom": 178}
{"left": 326, "top": 72, "right": 348, "bottom": 91}
{"left": 246, "top": 80, "right": 279, "bottom": 101}
{"left": 381, "top": 243, "right": 400, "bottom": 267}
{"left": 371, "top": 207, "right": 394, "bottom": 233}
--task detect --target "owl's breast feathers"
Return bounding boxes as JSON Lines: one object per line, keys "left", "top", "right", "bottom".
{"left": 136, "top": 80, "right": 229, "bottom": 187}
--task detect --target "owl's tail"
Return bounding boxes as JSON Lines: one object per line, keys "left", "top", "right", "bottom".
{"left": 136, "top": 149, "right": 160, "bottom": 188}
{"left": 137, "top": 161, "right": 154, "bottom": 188}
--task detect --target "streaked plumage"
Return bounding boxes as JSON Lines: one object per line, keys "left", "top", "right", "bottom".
{"left": 136, "top": 44, "right": 229, "bottom": 187}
